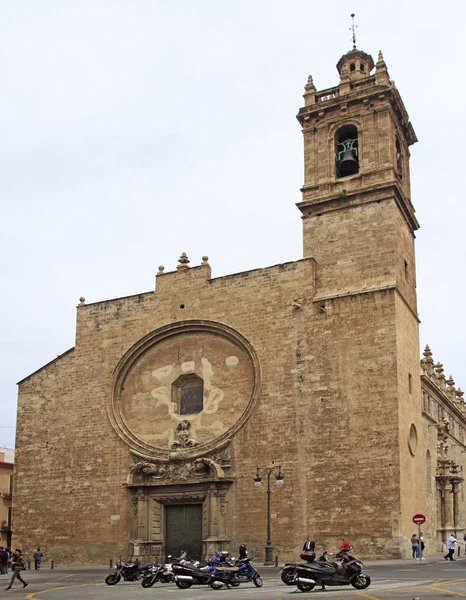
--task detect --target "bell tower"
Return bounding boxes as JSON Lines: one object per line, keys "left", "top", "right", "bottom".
{"left": 295, "top": 36, "right": 426, "bottom": 556}
{"left": 296, "top": 47, "right": 418, "bottom": 312}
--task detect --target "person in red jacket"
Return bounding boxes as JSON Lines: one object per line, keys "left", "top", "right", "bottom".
{"left": 339, "top": 539, "right": 351, "bottom": 552}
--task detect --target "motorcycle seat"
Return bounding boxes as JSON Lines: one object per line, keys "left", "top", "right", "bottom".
{"left": 305, "top": 564, "right": 335, "bottom": 573}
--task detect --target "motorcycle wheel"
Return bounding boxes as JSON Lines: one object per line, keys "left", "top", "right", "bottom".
{"left": 105, "top": 574, "right": 121, "bottom": 585}
{"left": 253, "top": 575, "right": 263, "bottom": 587}
{"left": 141, "top": 578, "right": 156, "bottom": 588}
{"left": 281, "top": 569, "right": 296, "bottom": 585}
{"left": 351, "top": 574, "right": 371, "bottom": 589}
{"left": 175, "top": 580, "right": 193, "bottom": 589}
{"left": 297, "top": 581, "right": 316, "bottom": 592}
{"left": 210, "top": 580, "right": 224, "bottom": 590}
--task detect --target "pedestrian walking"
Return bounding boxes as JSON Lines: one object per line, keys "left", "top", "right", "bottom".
{"left": 444, "top": 532, "right": 457, "bottom": 561}
{"left": 239, "top": 543, "right": 248, "bottom": 559}
{"left": 410, "top": 534, "right": 420, "bottom": 559}
{"left": 420, "top": 533, "right": 425, "bottom": 559}
{"left": 34, "top": 548, "right": 43, "bottom": 570}
{"left": 5, "top": 549, "right": 28, "bottom": 590}
{"left": 0, "top": 546, "right": 8, "bottom": 574}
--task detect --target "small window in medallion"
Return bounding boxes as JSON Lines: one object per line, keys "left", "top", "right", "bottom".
{"left": 172, "top": 374, "right": 203, "bottom": 415}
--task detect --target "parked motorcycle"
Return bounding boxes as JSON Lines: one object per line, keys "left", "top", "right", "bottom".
{"left": 105, "top": 559, "right": 152, "bottom": 585}
{"left": 294, "top": 550, "right": 371, "bottom": 592}
{"left": 209, "top": 557, "right": 263, "bottom": 589}
{"left": 173, "top": 561, "right": 213, "bottom": 589}
{"left": 140, "top": 563, "right": 164, "bottom": 588}
{"left": 140, "top": 552, "right": 188, "bottom": 587}
{"left": 172, "top": 549, "right": 235, "bottom": 589}
{"left": 280, "top": 550, "right": 317, "bottom": 585}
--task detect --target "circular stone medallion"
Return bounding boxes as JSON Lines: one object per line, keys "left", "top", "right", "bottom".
{"left": 110, "top": 320, "right": 260, "bottom": 459}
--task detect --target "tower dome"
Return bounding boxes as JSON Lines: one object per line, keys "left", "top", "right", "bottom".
{"left": 336, "top": 49, "right": 374, "bottom": 81}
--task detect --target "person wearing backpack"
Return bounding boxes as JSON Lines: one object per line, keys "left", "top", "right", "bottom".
{"left": 5, "top": 549, "right": 28, "bottom": 590}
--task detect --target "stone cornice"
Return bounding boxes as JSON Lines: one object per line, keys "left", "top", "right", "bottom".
{"left": 298, "top": 181, "right": 419, "bottom": 233}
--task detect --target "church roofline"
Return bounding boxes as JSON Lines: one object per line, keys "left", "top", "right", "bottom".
{"left": 78, "top": 291, "right": 154, "bottom": 308}
{"left": 17, "top": 347, "right": 75, "bottom": 386}
{"left": 78, "top": 257, "right": 314, "bottom": 309}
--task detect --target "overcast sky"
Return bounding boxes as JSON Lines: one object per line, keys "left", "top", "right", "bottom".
{"left": 1, "top": 0, "right": 465, "bottom": 449}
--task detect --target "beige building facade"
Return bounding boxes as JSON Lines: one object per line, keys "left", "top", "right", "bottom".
{"left": 13, "top": 46, "right": 464, "bottom": 565}
{"left": 0, "top": 450, "right": 13, "bottom": 549}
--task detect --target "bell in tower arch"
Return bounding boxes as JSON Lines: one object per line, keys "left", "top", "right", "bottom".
{"left": 336, "top": 125, "right": 359, "bottom": 178}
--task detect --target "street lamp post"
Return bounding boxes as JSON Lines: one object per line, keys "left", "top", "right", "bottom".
{"left": 253, "top": 462, "right": 284, "bottom": 565}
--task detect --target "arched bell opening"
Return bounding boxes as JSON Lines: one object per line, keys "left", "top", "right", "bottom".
{"left": 335, "top": 125, "right": 359, "bottom": 178}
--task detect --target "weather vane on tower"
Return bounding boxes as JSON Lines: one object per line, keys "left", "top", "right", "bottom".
{"left": 350, "top": 13, "right": 358, "bottom": 50}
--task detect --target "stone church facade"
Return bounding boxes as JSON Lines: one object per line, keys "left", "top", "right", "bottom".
{"left": 13, "top": 46, "right": 465, "bottom": 564}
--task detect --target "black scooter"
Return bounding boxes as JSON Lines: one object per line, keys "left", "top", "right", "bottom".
{"left": 172, "top": 561, "right": 214, "bottom": 589}
{"left": 209, "top": 557, "right": 263, "bottom": 589}
{"left": 172, "top": 549, "right": 239, "bottom": 589}
{"left": 280, "top": 550, "right": 318, "bottom": 585}
{"left": 295, "top": 551, "right": 370, "bottom": 592}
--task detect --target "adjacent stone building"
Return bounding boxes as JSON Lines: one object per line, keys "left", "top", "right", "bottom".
{"left": 13, "top": 45, "right": 464, "bottom": 564}
{"left": 421, "top": 346, "right": 465, "bottom": 547}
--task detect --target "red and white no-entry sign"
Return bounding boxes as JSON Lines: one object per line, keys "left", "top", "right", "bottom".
{"left": 412, "top": 513, "right": 426, "bottom": 525}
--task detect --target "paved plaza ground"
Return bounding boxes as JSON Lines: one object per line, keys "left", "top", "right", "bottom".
{"left": 1, "top": 553, "right": 466, "bottom": 599}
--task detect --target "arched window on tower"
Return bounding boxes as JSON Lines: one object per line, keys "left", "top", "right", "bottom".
{"left": 336, "top": 125, "right": 359, "bottom": 178}
{"left": 172, "top": 374, "right": 203, "bottom": 415}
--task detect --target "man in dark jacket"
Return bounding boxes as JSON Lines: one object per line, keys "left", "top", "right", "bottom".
{"left": 302, "top": 536, "right": 316, "bottom": 552}
{"left": 34, "top": 548, "right": 43, "bottom": 570}
{"left": 5, "top": 549, "right": 28, "bottom": 590}
{"left": 0, "top": 546, "right": 8, "bottom": 574}
{"left": 239, "top": 544, "right": 248, "bottom": 559}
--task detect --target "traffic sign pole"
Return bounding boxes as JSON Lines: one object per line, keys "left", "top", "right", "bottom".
{"left": 412, "top": 514, "right": 426, "bottom": 560}
{"left": 418, "top": 522, "right": 422, "bottom": 560}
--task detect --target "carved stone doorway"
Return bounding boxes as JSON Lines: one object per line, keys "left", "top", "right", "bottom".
{"left": 165, "top": 504, "right": 203, "bottom": 560}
